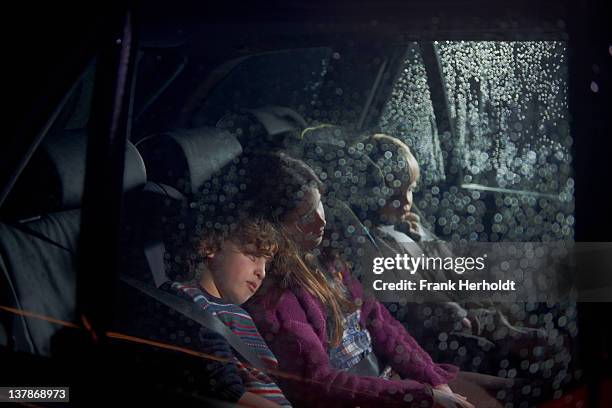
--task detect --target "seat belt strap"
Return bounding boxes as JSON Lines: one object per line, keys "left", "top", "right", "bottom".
{"left": 119, "top": 275, "right": 268, "bottom": 373}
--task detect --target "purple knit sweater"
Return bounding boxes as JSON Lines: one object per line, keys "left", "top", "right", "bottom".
{"left": 246, "top": 268, "right": 458, "bottom": 408}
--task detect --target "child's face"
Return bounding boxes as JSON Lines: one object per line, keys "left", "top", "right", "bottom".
{"left": 379, "top": 161, "right": 418, "bottom": 224}
{"left": 380, "top": 180, "right": 416, "bottom": 222}
{"left": 207, "top": 241, "right": 272, "bottom": 304}
{"left": 283, "top": 187, "right": 326, "bottom": 251}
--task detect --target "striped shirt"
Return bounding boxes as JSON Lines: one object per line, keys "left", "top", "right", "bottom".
{"left": 170, "top": 281, "right": 292, "bottom": 407}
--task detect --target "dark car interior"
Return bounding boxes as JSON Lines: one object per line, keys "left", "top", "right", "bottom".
{"left": 1, "top": 1, "right": 610, "bottom": 406}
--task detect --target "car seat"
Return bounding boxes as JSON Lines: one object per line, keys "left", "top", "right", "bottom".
{"left": 0, "top": 129, "right": 145, "bottom": 355}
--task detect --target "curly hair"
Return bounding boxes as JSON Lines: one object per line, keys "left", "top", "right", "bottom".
{"left": 198, "top": 217, "right": 280, "bottom": 259}
{"left": 170, "top": 214, "right": 280, "bottom": 283}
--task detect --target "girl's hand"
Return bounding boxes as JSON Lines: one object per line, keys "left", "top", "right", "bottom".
{"left": 400, "top": 211, "right": 421, "bottom": 233}
{"left": 432, "top": 389, "right": 474, "bottom": 408}
{"left": 433, "top": 384, "right": 453, "bottom": 395}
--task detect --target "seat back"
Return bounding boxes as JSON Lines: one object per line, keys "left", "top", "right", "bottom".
{"left": 0, "top": 130, "right": 146, "bottom": 355}
{"left": 133, "top": 127, "right": 244, "bottom": 284}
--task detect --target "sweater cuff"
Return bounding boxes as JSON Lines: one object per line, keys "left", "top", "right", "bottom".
{"left": 398, "top": 382, "right": 434, "bottom": 408}
{"left": 426, "top": 363, "right": 459, "bottom": 386}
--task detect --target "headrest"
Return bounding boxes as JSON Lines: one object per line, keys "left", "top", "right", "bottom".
{"left": 4, "top": 130, "right": 146, "bottom": 218}
{"left": 137, "top": 127, "right": 242, "bottom": 195}
{"left": 247, "top": 106, "right": 307, "bottom": 137}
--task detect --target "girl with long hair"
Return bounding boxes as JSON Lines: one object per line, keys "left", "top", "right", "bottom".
{"left": 239, "top": 151, "right": 508, "bottom": 408}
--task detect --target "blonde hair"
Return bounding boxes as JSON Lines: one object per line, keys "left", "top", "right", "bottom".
{"left": 299, "top": 123, "right": 337, "bottom": 139}
{"left": 369, "top": 133, "right": 420, "bottom": 185}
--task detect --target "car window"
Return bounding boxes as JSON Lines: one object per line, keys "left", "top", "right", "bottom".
{"left": 191, "top": 47, "right": 332, "bottom": 126}
{"left": 379, "top": 41, "right": 572, "bottom": 242}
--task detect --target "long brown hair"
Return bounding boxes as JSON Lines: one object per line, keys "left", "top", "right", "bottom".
{"left": 242, "top": 151, "right": 356, "bottom": 346}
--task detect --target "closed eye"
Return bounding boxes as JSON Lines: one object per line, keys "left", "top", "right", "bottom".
{"left": 246, "top": 253, "right": 273, "bottom": 266}
{"left": 299, "top": 200, "right": 323, "bottom": 223}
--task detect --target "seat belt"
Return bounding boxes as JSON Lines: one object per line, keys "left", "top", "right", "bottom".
{"left": 140, "top": 240, "right": 267, "bottom": 371}
{"left": 143, "top": 240, "right": 170, "bottom": 288}
{"left": 7, "top": 222, "right": 269, "bottom": 372}
{"left": 119, "top": 275, "right": 268, "bottom": 373}
{"left": 7, "top": 214, "right": 269, "bottom": 371}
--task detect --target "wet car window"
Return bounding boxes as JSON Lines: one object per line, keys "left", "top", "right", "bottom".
{"left": 192, "top": 47, "right": 332, "bottom": 126}
{"left": 379, "top": 41, "right": 573, "bottom": 242}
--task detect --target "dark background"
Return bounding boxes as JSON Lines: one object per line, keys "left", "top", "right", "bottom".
{"left": 1, "top": 1, "right": 609, "bottom": 406}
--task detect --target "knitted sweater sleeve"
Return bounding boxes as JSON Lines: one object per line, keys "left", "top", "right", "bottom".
{"left": 250, "top": 292, "right": 433, "bottom": 408}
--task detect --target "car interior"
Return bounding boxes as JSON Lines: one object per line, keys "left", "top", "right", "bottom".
{"left": 1, "top": 1, "right": 610, "bottom": 407}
